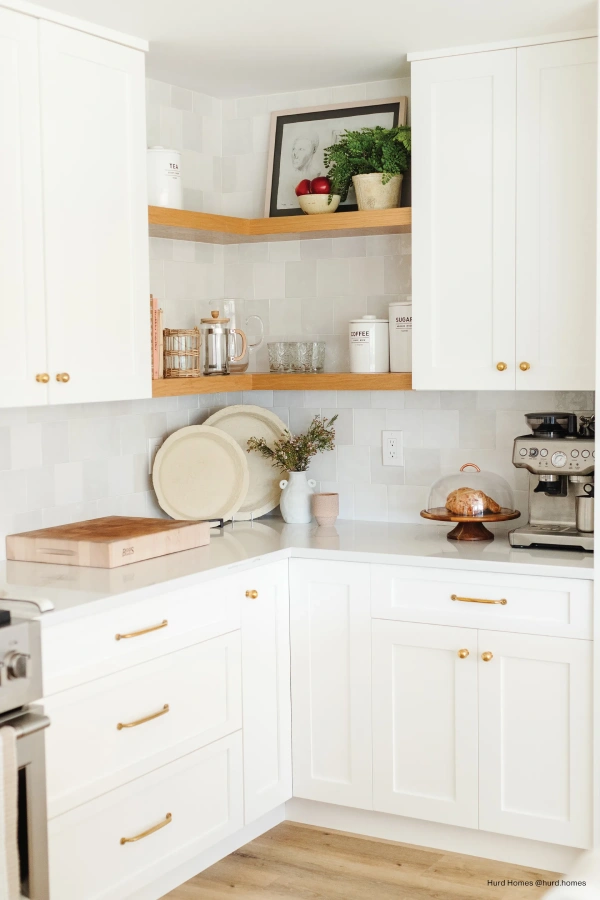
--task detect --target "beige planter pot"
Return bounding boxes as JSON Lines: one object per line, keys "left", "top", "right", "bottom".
{"left": 311, "top": 492, "right": 339, "bottom": 526}
{"left": 352, "top": 173, "right": 403, "bottom": 210}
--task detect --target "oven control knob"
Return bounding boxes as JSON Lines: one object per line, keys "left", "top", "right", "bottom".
{"left": 4, "top": 651, "right": 30, "bottom": 680}
{"left": 551, "top": 451, "right": 567, "bottom": 468}
{"left": 519, "top": 447, "right": 528, "bottom": 457}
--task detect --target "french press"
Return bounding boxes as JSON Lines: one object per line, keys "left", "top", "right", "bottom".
{"left": 200, "top": 310, "right": 247, "bottom": 376}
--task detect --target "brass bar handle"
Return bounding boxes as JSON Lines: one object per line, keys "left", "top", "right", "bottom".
{"left": 457, "top": 649, "right": 470, "bottom": 659}
{"left": 120, "top": 812, "right": 172, "bottom": 845}
{"left": 117, "top": 704, "right": 169, "bottom": 731}
{"left": 451, "top": 594, "right": 507, "bottom": 606}
{"left": 115, "top": 619, "right": 168, "bottom": 641}
{"left": 245, "top": 590, "right": 258, "bottom": 599}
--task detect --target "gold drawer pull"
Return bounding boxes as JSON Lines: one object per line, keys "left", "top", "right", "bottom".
{"left": 457, "top": 649, "right": 469, "bottom": 659}
{"left": 117, "top": 704, "right": 169, "bottom": 731}
{"left": 120, "top": 812, "right": 172, "bottom": 845}
{"left": 35, "top": 373, "right": 50, "bottom": 383}
{"left": 481, "top": 651, "right": 494, "bottom": 662}
{"left": 56, "top": 372, "right": 70, "bottom": 383}
{"left": 115, "top": 619, "right": 168, "bottom": 641}
{"left": 246, "top": 589, "right": 258, "bottom": 599}
{"left": 451, "top": 594, "right": 507, "bottom": 606}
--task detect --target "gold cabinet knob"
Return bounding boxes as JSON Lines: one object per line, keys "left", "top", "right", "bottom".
{"left": 496, "top": 362, "right": 507, "bottom": 372}
{"left": 519, "top": 362, "right": 530, "bottom": 371}
{"left": 457, "top": 649, "right": 469, "bottom": 659}
{"left": 56, "top": 372, "right": 70, "bottom": 383}
{"left": 35, "top": 373, "right": 50, "bottom": 383}
{"left": 481, "top": 651, "right": 494, "bottom": 662}
{"left": 245, "top": 590, "right": 258, "bottom": 599}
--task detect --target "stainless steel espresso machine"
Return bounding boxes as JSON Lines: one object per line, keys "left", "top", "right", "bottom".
{"left": 509, "top": 412, "right": 595, "bottom": 552}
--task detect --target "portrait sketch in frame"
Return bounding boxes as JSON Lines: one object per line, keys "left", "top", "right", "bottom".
{"left": 264, "top": 97, "right": 408, "bottom": 217}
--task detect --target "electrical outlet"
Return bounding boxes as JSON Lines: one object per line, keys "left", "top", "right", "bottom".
{"left": 147, "top": 437, "right": 162, "bottom": 475}
{"left": 382, "top": 430, "right": 404, "bottom": 467}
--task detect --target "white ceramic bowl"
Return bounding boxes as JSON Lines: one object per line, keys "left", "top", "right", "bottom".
{"left": 298, "top": 193, "right": 341, "bottom": 214}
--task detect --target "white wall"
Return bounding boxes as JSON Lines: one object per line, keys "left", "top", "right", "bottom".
{"left": 0, "top": 76, "right": 592, "bottom": 557}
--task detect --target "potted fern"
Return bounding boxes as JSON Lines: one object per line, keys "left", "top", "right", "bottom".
{"left": 324, "top": 125, "right": 411, "bottom": 210}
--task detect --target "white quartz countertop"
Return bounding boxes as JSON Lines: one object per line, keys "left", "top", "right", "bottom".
{"left": 0, "top": 519, "right": 593, "bottom": 622}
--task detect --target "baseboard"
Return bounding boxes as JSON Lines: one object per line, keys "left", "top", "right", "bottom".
{"left": 126, "top": 805, "right": 286, "bottom": 900}
{"left": 285, "top": 798, "right": 584, "bottom": 872}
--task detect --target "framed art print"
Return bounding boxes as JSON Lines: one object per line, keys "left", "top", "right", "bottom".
{"left": 264, "top": 96, "right": 408, "bottom": 217}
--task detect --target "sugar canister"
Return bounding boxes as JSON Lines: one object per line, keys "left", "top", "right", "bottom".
{"left": 349, "top": 315, "right": 389, "bottom": 373}
{"left": 388, "top": 300, "right": 412, "bottom": 372}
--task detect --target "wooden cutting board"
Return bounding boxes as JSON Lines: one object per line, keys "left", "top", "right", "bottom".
{"left": 6, "top": 516, "right": 211, "bottom": 569}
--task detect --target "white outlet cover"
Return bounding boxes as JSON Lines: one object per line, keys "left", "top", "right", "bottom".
{"left": 382, "top": 430, "right": 404, "bottom": 466}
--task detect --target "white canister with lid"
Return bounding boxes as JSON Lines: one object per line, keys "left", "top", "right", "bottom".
{"left": 349, "top": 315, "right": 389, "bottom": 373}
{"left": 389, "top": 301, "right": 412, "bottom": 372}
{"left": 147, "top": 146, "right": 182, "bottom": 209}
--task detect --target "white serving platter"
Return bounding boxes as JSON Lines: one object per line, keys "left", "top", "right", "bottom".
{"left": 204, "top": 405, "right": 288, "bottom": 520}
{"left": 152, "top": 425, "right": 249, "bottom": 521}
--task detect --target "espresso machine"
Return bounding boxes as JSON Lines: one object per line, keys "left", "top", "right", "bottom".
{"left": 509, "top": 412, "right": 595, "bottom": 552}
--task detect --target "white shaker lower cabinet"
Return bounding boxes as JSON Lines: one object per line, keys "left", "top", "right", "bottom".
{"left": 48, "top": 733, "right": 243, "bottom": 900}
{"left": 289, "top": 560, "right": 372, "bottom": 809}
{"left": 241, "top": 560, "right": 292, "bottom": 824}
{"left": 372, "top": 621, "right": 479, "bottom": 828}
{"left": 478, "top": 630, "right": 592, "bottom": 848}
{"left": 39, "top": 21, "right": 150, "bottom": 404}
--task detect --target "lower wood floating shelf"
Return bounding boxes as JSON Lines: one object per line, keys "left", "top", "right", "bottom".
{"left": 152, "top": 372, "right": 413, "bottom": 397}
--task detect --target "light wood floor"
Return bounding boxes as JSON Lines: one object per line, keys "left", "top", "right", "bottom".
{"left": 162, "top": 822, "right": 560, "bottom": 900}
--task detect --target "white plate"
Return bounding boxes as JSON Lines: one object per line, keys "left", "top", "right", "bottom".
{"left": 152, "top": 425, "right": 249, "bottom": 521}
{"left": 204, "top": 406, "right": 288, "bottom": 520}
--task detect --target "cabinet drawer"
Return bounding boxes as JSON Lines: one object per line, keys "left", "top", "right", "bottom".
{"left": 371, "top": 565, "right": 592, "bottom": 638}
{"left": 43, "top": 573, "right": 243, "bottom": 694}
{"left": 48, "top": 732, "right": 243, "bottom": 900}
{"left": 45, "top": 632, "right": 241, "bottom": 818}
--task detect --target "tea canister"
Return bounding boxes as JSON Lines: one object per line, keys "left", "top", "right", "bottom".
{"left": 389, "top": 301, "right": 412, "bottom": 372}
{"left": 349, "top": 315, "right": 389, "bottom": 373}
{"left": 147, "top": 146, "right": 182, "bottom": 209}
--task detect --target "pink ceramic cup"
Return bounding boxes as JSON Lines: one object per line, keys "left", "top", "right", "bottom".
{"left": 311, "top": 492, "right": 339, "bottom": 526}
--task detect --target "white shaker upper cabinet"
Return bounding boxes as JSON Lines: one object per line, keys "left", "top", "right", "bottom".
{"left": 515, "top": 39, "right": 597, "bottom": 390}
{"left": 411, "top": 50, "right": 517, "bottom": 390}
{"left": 0, "top": 9, "right": 47, "bottom": 408}
{"left": 39, "top": 22, "right": 150, "bottom": 404}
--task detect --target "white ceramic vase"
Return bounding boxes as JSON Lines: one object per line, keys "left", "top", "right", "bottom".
{"left": 279, "top": 472, "right": 317, "bottom": 524}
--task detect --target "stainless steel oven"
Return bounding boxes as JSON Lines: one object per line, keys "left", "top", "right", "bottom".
{"left": 0, "top": 613, "right": 49, "bottom": 900}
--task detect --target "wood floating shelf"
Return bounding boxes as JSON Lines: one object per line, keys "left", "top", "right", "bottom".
{"left": 148, "top": 205, "right": 411, "bottom": 244}
{"left": 152, "top": 372, "right": 412, "bottom": 398}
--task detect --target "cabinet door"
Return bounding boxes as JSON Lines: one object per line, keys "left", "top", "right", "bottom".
{"left": 372, "top": 621, "right": 478, "bottom": 828}
{"left": 411, "top": 50, "right": 516, "bottom": 390}
{"left": 290, "top": 559, "right": 372, "bottom": 809}
{"left": 39, "top": 22, "right": 150, "bottom": 404}
{"left": 478, "top": 630, "right": 592, "bottom": 847}
{"left": 241, "top": 560, "right": 292, "bottom": 824}
{"left": 516, "top": 39, "right": 597, "bottom": 390}
{"left": 0, "top": 9, "right": 47, "bottom": 408}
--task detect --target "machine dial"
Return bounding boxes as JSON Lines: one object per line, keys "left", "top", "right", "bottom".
{"left": 582, "top": 450, "right": 590, "bottom": 459}
{"left": 529, "top": 448, "right": 538, "bottom": 458}
{"left": 3, "top": 651, "right": 30, "bottom": 680}
{"left": 519, "top": 447, "right": 527, "bottom": 457}
{"left": 540, "top": 448, "right": 548, "bottom": 457}
{"left": 571, "top": 449, "right": 579, "bottom": 458}
{"left": 551, "top": 451, "right": 567, "bottom": 468}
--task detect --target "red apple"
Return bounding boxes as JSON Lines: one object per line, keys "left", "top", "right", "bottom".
{"left": 295, "top": 179, "right": 312, "bottom": 196}
{"left": 310, "top": 176, "right": 331, "bottom": 194}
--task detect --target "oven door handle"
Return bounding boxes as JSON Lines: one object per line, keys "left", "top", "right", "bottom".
{"left": 8, "top": 711, "right": 50, "bottom": 740}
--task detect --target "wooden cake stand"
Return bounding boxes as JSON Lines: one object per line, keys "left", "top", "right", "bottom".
{"left": 420, "top": 507, "right": 520, "bottom": 541}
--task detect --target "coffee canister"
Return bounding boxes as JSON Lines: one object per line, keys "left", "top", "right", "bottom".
{"left": 147, "top": 146, "right": 182, "bottom": 209}
{"left": 389, "top": 301, "right": 412, "bottom": 372}
{"left": 349, "top": 315, "right": 389, "bottom": 373}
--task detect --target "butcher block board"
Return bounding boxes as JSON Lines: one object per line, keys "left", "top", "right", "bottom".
{"left": 6, "top": 516, "right": 211, "bottom": 569}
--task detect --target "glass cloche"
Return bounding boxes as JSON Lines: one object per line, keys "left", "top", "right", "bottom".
{"left": 421, "top": 464, "right": 518, "bottom": 541}
{"left": 425, "top": 463, "right": 514, "bottom": 518}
